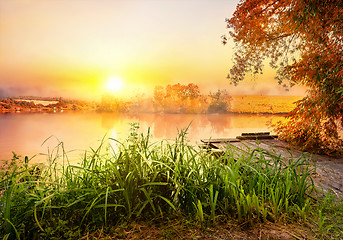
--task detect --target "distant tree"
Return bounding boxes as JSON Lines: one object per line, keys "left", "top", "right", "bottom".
{"left": 99, "top": 94, "right": 128, "bottom": 112}
{"left": 128, "top": 92, "right": 154, "bottom": 113}
{"left": 153, "top": 83, "right": 205, "bottom": 113}
{"left": 179, "top": 83, "right": 201, "bottom": 99}
{"left": 207, "top": 90, "right": 232, "bottom": 113}
{"left": 224, "top": 0, "right": 343, "bottom": 154}
{"left": 153, "top": 85, "right": 168, "bottom": 112}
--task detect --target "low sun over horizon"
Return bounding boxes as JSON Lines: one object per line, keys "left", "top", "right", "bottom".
{"left": 0, "top": 0, "right": 306, "bottom": 100}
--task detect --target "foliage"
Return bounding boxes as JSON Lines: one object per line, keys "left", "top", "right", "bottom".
{"left": 96, "top": 83, "right": 233, "bottom": 114}
{"left": 153, "top": 83, "right": 232, "bottom": 114}
{"left": 153, "top": 83, "right": 206, "bottom": 113}
{"left": 312, "top": 191, "right": 343, "bottom": 239}
{"left": 1, "top": 127, "right": 333, "bottom": 239}
{"left": 0, "top": 97, "right": 95, "bottom": 113}
{"left": 224, "top": 0, "right": 343, "bottom": 154}
{"left": 207, "top": 90, "right": 232, "bottom": 113}
{"left": 99, "top": 94, "right": 129, "bottom": 112}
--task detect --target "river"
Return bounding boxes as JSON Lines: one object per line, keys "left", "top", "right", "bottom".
{"left": 0, "top": 112, "right": 285, "bottom": 163}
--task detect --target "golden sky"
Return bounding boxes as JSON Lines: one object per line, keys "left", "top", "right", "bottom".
{"left": 0, "top": 0, "right": 305, "bottom": 100}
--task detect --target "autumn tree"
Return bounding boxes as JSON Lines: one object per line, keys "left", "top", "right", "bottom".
{"left": 99, "top": 94, "right": 128, "bottom": 112}
{"left": 153, "top": 83, "right": 205, "bottom": 113}
{"left": 224, "top": 0, "right": 343, "bottom": 154}
{"left": 207, "top": 90, "right": 232, "bottom": 113}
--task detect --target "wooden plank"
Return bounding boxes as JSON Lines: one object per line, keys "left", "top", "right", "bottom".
{"left": 241, "top": 132, "right": 270, "bottom": 136}
{"left": 201, "top": 136, "right": 343, "bottom": 196}
{"left": 259, "top": 139, "right": 294, "bottom": 149}
{"left": 210, "top": 142, "right": 231, "bottom": 151}
{"left": 202, "top": 138, "right": 305, "bottom": 162}
{"left": 231, "top": 141, "right": 264, "bottom": 153}
{"left": 200, "top": 138, "right": 240, "bottom": 144}
{"left": 247, "top": 141, "right": 281, "bottom": 154}
{"left": 210, "top": 142, "right": 247, "bottom": 161}
{"left": 245, "top": 141, "right": 296, "bottom": 160}
{"left": 221, "top": 141, "right": 256, "bottom": 154}
{"left": 237, "top": 135, "right": 278, "bottom": 140}
{"left": 209, "top": 140, "right": 298, "bottom": 165}
{"left": 259, "top": 139, "right": 309, "bottom": 160}
{"left": 213, "top": 140, "right": 281, "bottom": 164}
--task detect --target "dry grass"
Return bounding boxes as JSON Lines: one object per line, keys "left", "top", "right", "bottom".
{"left": 84, "top": 218, "right": 316, "bottom": 240}
{"left": 231, "top": 95, "right": 303, "bottom": 114}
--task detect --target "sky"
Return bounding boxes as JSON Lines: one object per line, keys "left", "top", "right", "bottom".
{"left": 0, "top": 0, "right": 306, "bottom": 100}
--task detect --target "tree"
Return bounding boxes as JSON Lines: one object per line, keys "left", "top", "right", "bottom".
{"left": 153, "top": 83, "right": 205, "bottom": 113}
{"left": 224, "top": 0, "right": 343, "bottom": 154}
{"left": 99, "top": 94, "right": 128, "bottom": 112}
{"left": 207, "top": 90, "right": 232, "bottom": 113}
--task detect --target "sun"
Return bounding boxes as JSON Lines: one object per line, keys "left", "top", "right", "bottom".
{"left": 106, "top": 77, "right": 124, "bottom": 91}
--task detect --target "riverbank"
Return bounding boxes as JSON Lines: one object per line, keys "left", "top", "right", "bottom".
{"left": 1, "top": 130, "right": 342, "bottom": 239}
{"left": 0, "top": 95, "right": 303, "bottom": 115}
{"left": 0, "top": 97, "right": 96, "bottom": 113}
{"left": 202, "top": 133, "right": 343, "bottom": 197}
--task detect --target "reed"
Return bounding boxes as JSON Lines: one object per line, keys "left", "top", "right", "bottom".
{"left": 0, "top": 125, "right": 336, "bottom": 239}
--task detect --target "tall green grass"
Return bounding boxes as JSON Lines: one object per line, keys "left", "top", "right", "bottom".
{"left": 0, "top": 124, "right": 324, "bottom": 239}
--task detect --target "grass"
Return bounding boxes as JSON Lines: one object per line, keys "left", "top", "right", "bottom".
{"left": 231, "top": 95, "right": 302, "bottom": 114}
{"left": 0, "top": 123, "right": 342, "bottom": 239}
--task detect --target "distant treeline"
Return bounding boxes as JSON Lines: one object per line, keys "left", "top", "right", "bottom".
{"left": 1, "top": 84, "right": 300, "bottom": 114}
{"left": 99, "top": 83, "right": 232, "bottom": 114}
{"left": 0, "top": 97, "right": 95, "bottom": 113}
{"left": 17, "top": 96, "right": 63, "bottom": 101}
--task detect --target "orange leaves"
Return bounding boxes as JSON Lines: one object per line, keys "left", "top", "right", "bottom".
{"left": 226, "top": 0, "right": 342, "bottom": 88}
{"left": 153, "top": 84, "right": 233, "bottom": 114}
{"left": 225, "top": 0, "right": 343, "bottom": 154}
{"left": 273, "top": 95, "right": 343, "bottom": 155}
{"left": 153, "top": 83, "right": 205, "bottom": 114}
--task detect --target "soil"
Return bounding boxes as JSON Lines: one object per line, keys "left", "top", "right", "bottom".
{"left": 84, "top": 219, "right": 316, "bottom": 240}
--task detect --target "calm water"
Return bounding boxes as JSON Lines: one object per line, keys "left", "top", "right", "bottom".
{"left": 0, "top": 112, "right": 285, "bottom": 163}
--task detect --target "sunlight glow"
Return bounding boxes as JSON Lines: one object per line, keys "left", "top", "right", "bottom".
{"left": 106, "top": 77, "right": 124, "bottom": 91}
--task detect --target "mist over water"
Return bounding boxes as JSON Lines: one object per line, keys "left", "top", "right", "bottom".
{"left": 0, "top": 112, "right": 285, "bottom": 163}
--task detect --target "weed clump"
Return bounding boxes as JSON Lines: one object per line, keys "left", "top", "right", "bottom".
{"left": 0, "top": 125, "right": 340, "bottom": 239}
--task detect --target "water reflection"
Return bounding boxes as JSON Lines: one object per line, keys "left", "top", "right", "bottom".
{"left": 0, "top": 112, "right": 285, "bottom": 162}
{"left": 100, "top": 112, "right": 283, "bottom": 142}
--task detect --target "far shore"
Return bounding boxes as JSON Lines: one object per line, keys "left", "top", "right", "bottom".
{"left": 0, "top": 95, "right": 303, "bottom": 115}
